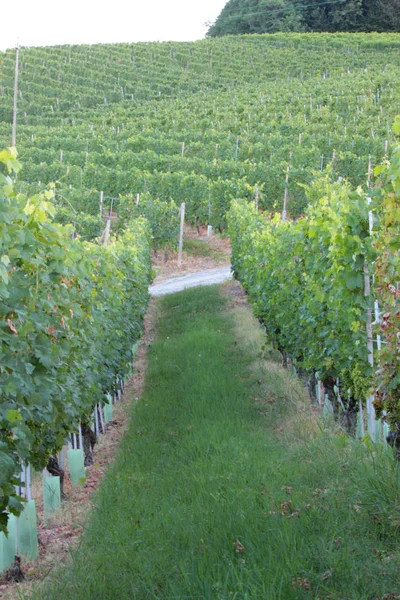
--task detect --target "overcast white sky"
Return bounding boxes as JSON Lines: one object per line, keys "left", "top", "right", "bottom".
{"left": 1, "top": 0, "right": 227, "bottom": 51}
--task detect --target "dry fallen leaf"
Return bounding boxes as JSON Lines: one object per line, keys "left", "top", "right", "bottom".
{"left": 321, "top": 569, "right": 334, "bottom": 581}
{"left": 291, "top": 577, "right": 311, "bottom": 591}
{"left": 280, "top": 501, "right": 292, "bottom": 515}
{"left": 334, "top": 537, "right": 342, "bottom": 546}
{"left": 286, "top": 509, "right": 301, "bottom": 519}
{"left": 7, "top": 319, "right": 18, "bottom": 335}
{"left": 234, "top": 539, "right": 245, "bottom": 554}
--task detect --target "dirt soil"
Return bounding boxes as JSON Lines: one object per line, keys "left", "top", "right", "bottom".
{"left": 221, "top": 279, "right": 248, "bottom": 309}
{"left": 152, "top": 226, "right": 231, "bottom": 283}
{"left": 0, "top": 302, "right": 157, "bottom": 600}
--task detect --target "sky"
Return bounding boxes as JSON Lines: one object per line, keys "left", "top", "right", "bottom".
{"left": 1, "top": 0, "right": 227, "bottom": 51}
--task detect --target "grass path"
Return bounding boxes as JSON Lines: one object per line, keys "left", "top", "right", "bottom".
{"left": 34, "top": 285, "right": 399, "bottom": 599}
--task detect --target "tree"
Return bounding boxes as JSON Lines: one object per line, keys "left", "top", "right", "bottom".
{"left": 206, "top": 0, "right": 400, "bottom": 36}
{"left": 299, "top": 0, "right": 364, "bottom": 32}
{"left": 364, "top": 0, "right": 400, "bottom": 31}
{"left": 207, "top": 0, "right": 305, "bottom": 37}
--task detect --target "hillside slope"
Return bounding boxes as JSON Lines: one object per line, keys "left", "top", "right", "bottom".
{"left": 1, "top": 34, "right": 400, "bottom": 233}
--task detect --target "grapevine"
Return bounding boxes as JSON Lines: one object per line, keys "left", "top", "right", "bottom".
{"left": 0, "top": 148, "right": 151, "bottom": 532}
{"left": 229, "top": 123, "right": 400, "bottom": 439}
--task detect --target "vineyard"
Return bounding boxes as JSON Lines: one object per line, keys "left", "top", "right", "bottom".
{"left": 0, "top": 147, "right": 152, "bottom": 535}
{"left": 229, "top": 121, "right": 400, "bottom": 443}
{"left": 1, "top": 34, "right": 400, "bottom": 239}
{"left": 0, "top": 31, "right": 400, "bottom": 586}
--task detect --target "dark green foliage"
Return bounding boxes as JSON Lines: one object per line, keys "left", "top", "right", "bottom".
{"left": 54, "top": 206, "right": 104, "bottom": 241}
{"left": 118, "top": 192, "right": 181, "bottom": 250}
{"left": 0, "top": 149, "right": 152, "bottom": 531}
{"left": 207, "top": 0, "right": 304, "bottom": 36}
{"left": 365, "top": 0, "right": 400, "bottom": 32}
{"left": 298, "top": 0, "right": 364, "bottom": 33}
{"left": 207, "top": 0, "right": 400, "bottom": 36}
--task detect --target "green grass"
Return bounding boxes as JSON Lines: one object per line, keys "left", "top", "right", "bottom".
{"left": 183, "top": 238, "right": 227, "bottom": 260}
{"left": 33, "top": 286, "right": 400, "bottom": 599}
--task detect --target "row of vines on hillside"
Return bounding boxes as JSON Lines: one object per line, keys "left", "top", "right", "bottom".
{"left": 373, "top": 125, "right": 400, "bottom": 439}
{"left": 228, "top": 120, "right": 400, "bottom": 449}
{"left": 0, "top": 149, "right": 152, "bottom": 532}
{"left": 2, "top": 35, "right": 400, "bottom": 242}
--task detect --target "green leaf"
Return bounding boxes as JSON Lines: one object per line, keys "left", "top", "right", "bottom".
{"left": 392, "top": 117, "right": 400, "bottom": 136}
{"left": 6, "top": 409, "right": 22, "bottom": 423}
{"left": 344, "top": 272, "right": 363, "bottom": 291}
{"left": 0, "top": 264, "right": 9, "bottom": 284}
{"left": 25, "top": 363, "right": 35, "bottom": 375}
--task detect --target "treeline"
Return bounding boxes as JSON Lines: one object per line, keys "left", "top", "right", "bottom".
{"left": 207, "top": 0, "right": 400, "bottom": 37}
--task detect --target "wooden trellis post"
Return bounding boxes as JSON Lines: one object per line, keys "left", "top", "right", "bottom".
{"left": 99, "top": 191, "right": 104, "bottom": 218}
{"left": 365, "top": 157, "right": 376, "bottom": 441}
{"left": 12, "top": 44, "right": 20, "bottom": 147}
{"left": 178, "top": 203, "right": 185, "bottom": 268}
{"left": 282, "top": 154, "right": 292, "bottom": 221}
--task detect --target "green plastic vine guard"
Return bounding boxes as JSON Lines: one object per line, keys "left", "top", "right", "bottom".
{"left": 43, "top": 475, "right": 61, "bottom": 517}
{"left": 322, "top": 396, "right": 334, "bottom": 417}
{"left": 0, "top": 515, "right": 17, "bottom": 573}
{"left": 375, "top": 419, "right": 383, "bottom": 443}
{"left": 103, "top": 394, "right": 113, "bottom": 424}
{"left": 356, "top": 412, "right": 363, "bottom": 438}
{"left": 383, "top": 421, "right": 389, "bottom": 445}
{"left": 17, "top": 500, "right": 38, "bottom": 560}
{"left": 67, "top": 449, "right": 86, "bottom": 486}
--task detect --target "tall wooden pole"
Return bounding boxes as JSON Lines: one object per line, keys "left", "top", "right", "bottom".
{"left": 12, "top": 45, "right": 20, "bottom": 147}
{"left": 178, "top": 203, "right": 185, "bottom": 268}
{"left": 365, "top": 156, "right": 376, "bottom": 441}
{"left": 282, "top": 168, "right": 289, "bottom": 221}
{"left": 99, "top": 191, "right": 104, "bottom": 218}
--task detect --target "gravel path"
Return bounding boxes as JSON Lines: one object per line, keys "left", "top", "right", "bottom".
{"left": 149, "top": 266, "right": 232, "bottom": 296}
